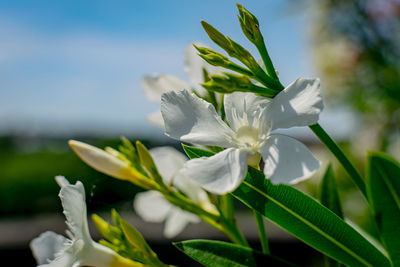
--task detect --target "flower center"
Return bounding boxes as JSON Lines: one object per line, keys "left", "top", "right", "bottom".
{"left": 235, "top": 126, "right": 261, "bottom": 150}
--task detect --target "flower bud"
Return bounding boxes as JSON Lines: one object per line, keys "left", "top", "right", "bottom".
{"left": 201, "top": 21, "right": 236, "bottom": 56}
{"left": 227, "top": 38, "right": 259, "bottom": 71}
{"left": 105, "top": 146, "right": 130, "bottom": 164}
{"left": 201, "top": 20, "right": 263, "bottom": 77}
{"left": 118, "top": 215, "right": 165, "bottom": 266}
{"left": 69, "top": 140, "right": 133, "bottom": 178}
{"left": 92, "top": 214, "right": 120, "bottom": 242}
{"left": 194, "top": 45, "right": 229, "bottom": 67}
{"left": 69, "top": 140, "right": 155, "bottom": 189}
{"left": 136, "top": 141, "right": 164, "bottom": 186}
{"left": 236, "top": 3, "right": 263, "bottom": 45}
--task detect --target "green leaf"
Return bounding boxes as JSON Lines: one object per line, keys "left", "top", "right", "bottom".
{"left": 320, "top": 164, "right": 343, "bottom": 218}
{"left": 182, "top": 144, "right": 214, "bottom": 159}
{"left": 232, "top": 167, "right": 390, "bottom": 267}
{"left": 320, "top": 164, "right": 343, "bottom": 267}
{"left": 173, "top": 239, "right": 296, "bottom": 267}
{"left": 367, "top": 152, "right": 400, "bottom": 266}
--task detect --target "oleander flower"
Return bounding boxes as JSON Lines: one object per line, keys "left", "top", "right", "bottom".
{"left": 30, "top": 176, "right": 140, "bottom": 267}
{"left": 142, "top": 43, "right": 222, "bottom": 127}
{"left": 161, "top": 78, "right": 323, "bottom": 194}
{"left": 134, "top": 147, "right": 216, "bottom": 238}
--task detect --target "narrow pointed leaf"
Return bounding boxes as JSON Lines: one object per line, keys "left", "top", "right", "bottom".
{"left": 320, "top": 164, "right": 343, "bottom": 218}
{"left": 182, "top": 144, "right": 214, "bottom": 158}
{"left": 232, "top": 167, "right": 390, "bottom": 267}
{"left": 367, "top": 152, "right": 400, "bottom": 266}
{"left": 182, "top": 145, "right": 389, "bottom": 266}
{"left": 320, "top": 164, "right": 343, "bottom": 267}
{"left": 173, "top": 239, "right": 296, "bottom": 267}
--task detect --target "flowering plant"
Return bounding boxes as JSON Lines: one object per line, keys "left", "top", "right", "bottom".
{"left": 32, "top": 3, "right": 400, "bottom": 267}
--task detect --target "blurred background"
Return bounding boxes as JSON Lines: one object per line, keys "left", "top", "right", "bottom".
{"left": 1, "top": 0, "right": 399, "bottom": 266}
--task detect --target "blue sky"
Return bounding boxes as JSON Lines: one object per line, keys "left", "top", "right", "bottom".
{"left": 0, "top": 0, "right": 351, "bottom": 139}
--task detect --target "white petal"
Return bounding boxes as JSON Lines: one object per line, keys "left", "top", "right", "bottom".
{"left": 224, "top": 92, "right": 271, "bottom": 132}
{"left": 267, "top": 78, "right": 324, "bottom": 130}
{"left": 68, "top": 140, "right": 132, "bottom": 181}
{"left": 260, "top": 134, "right": 320, "bottom": 185}
{"left": 133, "top": 191, "right": 171, "bottom": 223}
{"left": 38, "top": 248, "right": 75, "bottom": 267}
{"left": 55, "top": 176, "right": 69, "bottom": 188}
{"left": 146, "top": 112, "right": 165, "bottom": 128}
{"left": 184, "top": 42, "right": 222, "bottom": 95}
{"left": 181, "top": 148, "right": 248, "bottom": 195}
{"left": 58, "top": 180, "right": 92, "bottom": 243}
{"left": 149, "top": 146, "right": 187, "bottom": 185}
{"left": 161, "top": 90, "right": 235, "bottom": 147}
{"left": 142, "top": 74, "right": 190, "bottom": 102}
{"left": 164, "top": 207, "right": 200, "bottom": 238}
{"left": 30, "top": 231, "right": 68, "bottom": 265}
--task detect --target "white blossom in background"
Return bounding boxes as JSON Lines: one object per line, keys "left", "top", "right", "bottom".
{"left": 142, "top": 43, "right": 222, "bottom": 127}
{"left": 30, "top": 176, "right": 139, "bottom": 267}
{"left": 134, "top": 147, "right": 216, "bottom": 238}
{"left": 161, "top": 78, "right": 323, "bottom": 195}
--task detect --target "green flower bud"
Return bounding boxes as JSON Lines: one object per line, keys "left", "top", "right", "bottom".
{"left": 136, "top": 141, "right": 165, "bottom": 186}
{"left": 200, "top": 18, "right": 279, "bottom": 90}
{"left": 201, "top": 21, "right": 236, "bottom": 56}
{"left": 227, "top": 38, "right": 259, "bottom": 71}
{"left": 119, "top": 216, "right": 166, "bottom": 266}
{"left": 202, "top": 72, "right": 279, "bottom": 97}
{"left": 236, "top": 3, "right": 263, "bottom": 45}
{"left": 194, "top": 45, "right": 229, "bottom": 67}
{"left": 92, "top": 214, "right": 122, "bottom": 243}
{"left": 202, "top": 73, "right": 251, "bottom": 93}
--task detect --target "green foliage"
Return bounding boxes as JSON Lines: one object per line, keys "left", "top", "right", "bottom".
{"left": 202, "top": 72, "right": 278, "bottom": 97}
{"left": 367, "top": 152, "right": 400, "bottom": 266}
{"left": 233, "top": 167, "right": 390, "bottom": 266}
{"left": 182, "top": 144, "right": 389, "bottom": 266}
{"left": 93, "top": 210, "right": 167, "bottom": 267}
{"left": 135, "top": 141, "right": 163, "bottom": 185}
{"left": 92, "top": 212, "right": 146, "bottom": 263}
{"left": 310, "top": 0, "right": 400, "bottom": 150}
{"left": 320, "top": 163, "right": 343, "bottom": 218}
{"left": 119, "top": 137, "right": 143, "bottom": 173}
{"left": 182, "top": 144, "right": 214, "bottom": 158}
{"left": 320, "top": 164, "right": 343, "bottom": 267}
{"left": 0, "top": 136, "right": 143, "bottom": 216}
{"left": 119, "top": 213, "right": 167, "bottom": 267}
{"left": 173, "top": 240, "right": 296, "bottom": 267}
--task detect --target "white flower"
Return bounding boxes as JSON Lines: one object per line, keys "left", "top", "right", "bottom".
{"left": 161, "top": 78, "right": 323, "bottom": 194}
{"left": 30, "top": 176, "right": 139, "bottom": 267}
{"left": 134, "top": 147, "right": 216, "bottom": 238}
{"left": 142, "top": 43, "right": 222, "bottom": 127}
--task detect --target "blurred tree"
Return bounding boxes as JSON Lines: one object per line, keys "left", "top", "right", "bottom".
{"left": 308, "top": 0, "right": 400, "bottom": 156}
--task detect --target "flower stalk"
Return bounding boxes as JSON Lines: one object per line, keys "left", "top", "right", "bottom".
{"left": 164, "top": 187, "right": 248, "bottom": 246}
{"left": 310, "top": 123, "right": 367, "bottom": 198}
{"left": 254, "top": 211, "right": 270, "bottom": 254}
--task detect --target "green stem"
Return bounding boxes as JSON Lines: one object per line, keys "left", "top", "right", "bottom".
{"left": 226, "top": 62, "right": 254, "bottom": 76}
{"left": 224, "top": 58, "right": 282, "bottom": 94}
{"left": 256, "top": 40, "right": 280, "bottom": 82}
{"left": 220, "top": 94, "right": 226, "bottom": 121}
{"left": 310, "top": 123, "right": 367, "bottom": 198}
{"left": 165, "top": 188, "right": 248, "bottom": 246}
{"left": 219, "top": 194, "right": 249, "bottom": 246}
{"left": 220, "top": 194, "right": 235, "bottom": 220}
{"left": 254, "top": 209, "right": 270, "bottom": 254}
{"left": 252, "top": 66, "right": 284, "bottom": 91}
{"left": 220, "top": 216, "right": 249, "bottom": 246}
